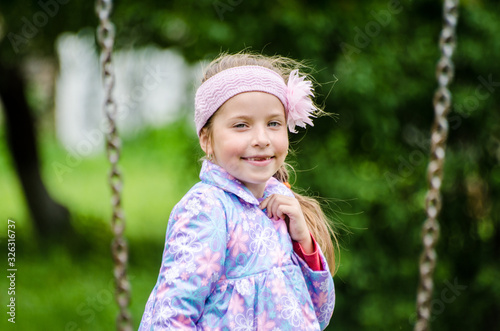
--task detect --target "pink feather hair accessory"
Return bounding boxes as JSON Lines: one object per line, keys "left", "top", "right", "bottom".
{"left": 286, "top": 69, "right": 318, "bottom": 133}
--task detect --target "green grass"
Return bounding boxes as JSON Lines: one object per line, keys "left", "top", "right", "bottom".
{"left": 0, "top": 118, "right": 202, "bottom": 330}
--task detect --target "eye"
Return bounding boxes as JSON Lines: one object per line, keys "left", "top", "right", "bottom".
{"left": 233, "top": 123, "right": 247, "bottom": 128}
{"left": 268, "top": 121, "right": 281, "bottom": 127}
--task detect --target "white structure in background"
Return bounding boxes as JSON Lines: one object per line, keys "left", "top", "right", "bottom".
{"left": 55, "top": 33, "right": 197, "bottom": 155}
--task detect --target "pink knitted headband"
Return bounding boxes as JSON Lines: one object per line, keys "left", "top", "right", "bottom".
{"left": 194, "top": 65, "right": 317, "bottom": 136}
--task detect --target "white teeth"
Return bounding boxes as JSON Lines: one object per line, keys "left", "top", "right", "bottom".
{"left": 246, "top": 157, "right": 271, "bottom": 161}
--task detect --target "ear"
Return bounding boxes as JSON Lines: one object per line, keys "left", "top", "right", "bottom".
{"left": 199, "top": 128, "right": 213, "bottom": 155}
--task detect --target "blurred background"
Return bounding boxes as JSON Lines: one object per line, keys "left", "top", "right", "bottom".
{"left": 0, "top": 0, "right": 499, "bottom": 330}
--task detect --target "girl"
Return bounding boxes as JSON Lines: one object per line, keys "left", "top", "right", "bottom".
{"left": 140, "top": 53, "right": 337, "bottom": 330}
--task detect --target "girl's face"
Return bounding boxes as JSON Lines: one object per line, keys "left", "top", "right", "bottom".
{"left": 200, "top": 91, "right": 289, "bottom": 198}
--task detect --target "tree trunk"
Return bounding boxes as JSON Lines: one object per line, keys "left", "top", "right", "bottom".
{"left": 0, "top": 61, "right": 71, "bottom": 238}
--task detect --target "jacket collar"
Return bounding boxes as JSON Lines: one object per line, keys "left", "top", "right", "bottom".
{"left": 199, "top": 160, "right": 290, "bottom": 205}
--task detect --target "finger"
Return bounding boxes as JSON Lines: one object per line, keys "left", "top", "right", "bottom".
{"left": 259, "top": 195, "right": 270, "bottom": 209}
{"left": 262, "top": 195, "right": 279, "bottom": 218}
{"left": 279, "top": 202, "right": 298, "bottom": 221}
{"left": 262, "top": 195, "right": 297, "bottom": 220}
{"left": 276, "top": 206, "right": 287, "bottom": 220}
{"left": 277, "top": 205, "right": 297, "bottom": 222}
{"left": 270, "top": 196, "right": 293, "bottom": 216}
{"left": 259, "top": 194, "right": 276, "bottom": 210}
{"left": 268, "top": 196, "right": 286, "bottom": 219}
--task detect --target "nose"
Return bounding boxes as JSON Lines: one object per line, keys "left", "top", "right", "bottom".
{"left": 252, "top": 125, "right": 271, "bottom": 148}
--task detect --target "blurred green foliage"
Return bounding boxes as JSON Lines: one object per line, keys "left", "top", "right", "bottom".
{"left": 1, "top": 0, "right": 499, "bottom": 330}
{"left": 0, "top": 119, "right": 203, "bottom": 330}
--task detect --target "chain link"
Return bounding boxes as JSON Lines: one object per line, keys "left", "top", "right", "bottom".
{"left": 95, "top": 1, "right": 133, "bottom": 330}
{"left": 414, "top": 1, "right": 459, "bottom": 330}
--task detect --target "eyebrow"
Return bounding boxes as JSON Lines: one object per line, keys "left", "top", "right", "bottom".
{"left": 228, "top": 111, "right": 285, "bottom": 121}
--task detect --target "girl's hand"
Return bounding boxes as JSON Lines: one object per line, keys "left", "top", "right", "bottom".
{"left": 259, "top": 194, "right": 314, "bottom": 253}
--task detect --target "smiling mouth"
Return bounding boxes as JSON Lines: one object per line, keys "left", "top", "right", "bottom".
{"left": 242, "top": 156, "right": 274, "bottom": 161}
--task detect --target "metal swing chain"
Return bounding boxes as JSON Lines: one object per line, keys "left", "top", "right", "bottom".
{"left": 96, "top": 0, "right": 133, "bottom": 330}
{"left": 414, "top": 1, "right": 459, "bottom": 330}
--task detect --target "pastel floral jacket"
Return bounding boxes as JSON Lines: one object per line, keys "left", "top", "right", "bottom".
{"left": 139, "top": 161, "right": 335, "bottom": 330}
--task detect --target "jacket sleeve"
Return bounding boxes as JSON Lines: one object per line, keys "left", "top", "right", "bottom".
{"left": 139, "top": 188, "right": 227, "bottom": 330}
{"left": 292, "top": 244, "right": 335, "bottom": 330}
{"left": 292, "top": 234, "right": 323, "bottom": 271}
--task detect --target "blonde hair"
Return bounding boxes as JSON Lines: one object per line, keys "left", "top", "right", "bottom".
{"left": 200, "top": 52, "right": 338, "bottom": 275}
